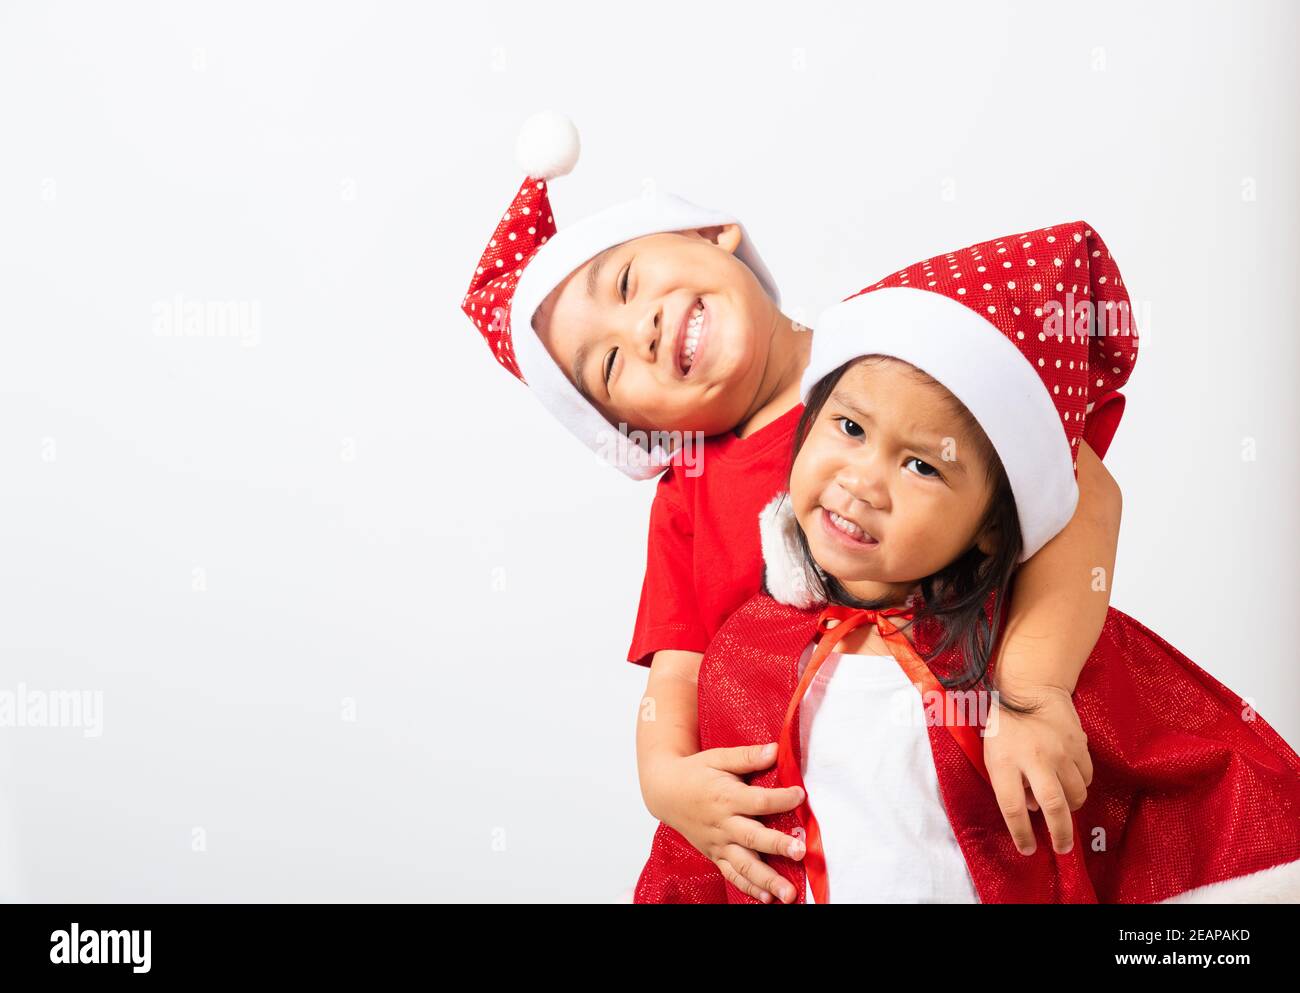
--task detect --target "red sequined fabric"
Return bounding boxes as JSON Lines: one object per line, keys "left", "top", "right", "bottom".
{"left": 634, "top": 594, "right": 1300, "bottom": 903}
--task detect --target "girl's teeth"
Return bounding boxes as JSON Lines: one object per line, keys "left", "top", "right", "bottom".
{"left": 829, "top": 510, "right": 866, "bottom": 539}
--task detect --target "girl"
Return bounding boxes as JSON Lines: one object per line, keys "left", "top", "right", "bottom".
{"left": 464, "top": 113, "right": 1129, "bottom": 903}
{"left": 636, "top": 233, "right": 1300, "bottom": 902}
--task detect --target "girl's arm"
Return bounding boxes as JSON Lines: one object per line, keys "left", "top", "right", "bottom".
{"left": 637, "top": 649, "right": 806, "bottom": 904}
{"left": 985, "top": 439, "right": 1121, "bottom": 856}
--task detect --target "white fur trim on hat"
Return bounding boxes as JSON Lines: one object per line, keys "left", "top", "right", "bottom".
{"left": 511, "top": 191, "right": 782, "bottom": 481}
{"left": 758, "top": 492, "right": 826, "bottom": 609}
{"left": 801, "top": 287, "right": 1078, "bottom": 561}
{"left": 1158, "top": 856, "right": 1300, "bottom": 903}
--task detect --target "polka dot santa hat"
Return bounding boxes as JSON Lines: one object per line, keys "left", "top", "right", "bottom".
{"left": 802, "top": 221, "right": 1139, "bottom": 560}
{"left": 461, "top": 111, "right": 782, "bottom": 480}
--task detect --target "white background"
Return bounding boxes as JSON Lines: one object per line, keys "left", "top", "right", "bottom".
{"left": 1, "top": 0, "right": 1296, "bottom": 902}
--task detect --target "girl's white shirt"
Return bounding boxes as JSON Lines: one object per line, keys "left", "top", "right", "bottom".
{"left": 797, "top": 642, "right": 980, "bottom": 904}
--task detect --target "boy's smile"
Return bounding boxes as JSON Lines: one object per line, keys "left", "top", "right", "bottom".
{"left": 529, "top": 224, "right": 802, "bottom": 439}
{"left": 676, "top": 296, "right": 708, "bottom": 376}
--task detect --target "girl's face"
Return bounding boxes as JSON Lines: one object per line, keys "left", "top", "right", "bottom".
{"left": 789, "top": 357, "right": 999, "bottom": 604}
{"left": 530, "top": 224, "right": 783, "bottom": 437}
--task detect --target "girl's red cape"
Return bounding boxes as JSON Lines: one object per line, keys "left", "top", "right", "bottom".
{"left": 634, "top": 595, "right": 1300, "bottom": 903}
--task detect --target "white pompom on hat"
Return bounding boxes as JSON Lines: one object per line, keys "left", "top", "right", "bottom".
{"left": 513, "top": 110, "right": 580, "bottom": 181}
{"left": 462, "top": 111, "right": 782, "bottom": 480}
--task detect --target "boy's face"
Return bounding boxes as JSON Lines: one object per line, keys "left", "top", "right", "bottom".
{"left": 530, "top": 224, "right": 782, "bottom": 437}
{"left": 789, "top": 358, "right": 998, "bottom": 603}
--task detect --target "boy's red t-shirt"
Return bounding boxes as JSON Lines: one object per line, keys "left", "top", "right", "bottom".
{"left": 625, "top": 390, "right": 1127, "bottom": 668}
{"left": 627, "top": 403, "right": 805, "bottom": 667}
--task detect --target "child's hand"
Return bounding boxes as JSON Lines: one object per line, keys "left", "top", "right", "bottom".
{"left": 983, "top": 683, "right": 1093, "bottom": 856}
{"left": 643, "top": 743, "right": 807, "bottom": 904}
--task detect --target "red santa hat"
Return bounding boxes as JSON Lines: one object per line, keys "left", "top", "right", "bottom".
{"left": 801, "top": 221, "right": 1138, "bottom": 560}
{"left": 461, "top": 111, "right": 783, "bottom": 480}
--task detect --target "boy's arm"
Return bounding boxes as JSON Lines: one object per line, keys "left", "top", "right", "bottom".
{"left": 636, "top": 649, "right": 805, "bottom": 904}
{"left": 984, "top": 439, "right": 1119, "bottom": 856}
{"left": 636, "top": 649, "right": 703, "bottom": 814}
{"left": 994, "top": 439, "right": 1121, "bottom": 696}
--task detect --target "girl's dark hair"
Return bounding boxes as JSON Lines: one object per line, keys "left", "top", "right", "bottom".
{"left": 789, "top": 356, "right": 1039, "bottom": 715}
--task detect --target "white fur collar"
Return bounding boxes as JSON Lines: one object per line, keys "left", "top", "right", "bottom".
{"left": 758, "top": 492, "right": 827, "bottom": 610}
